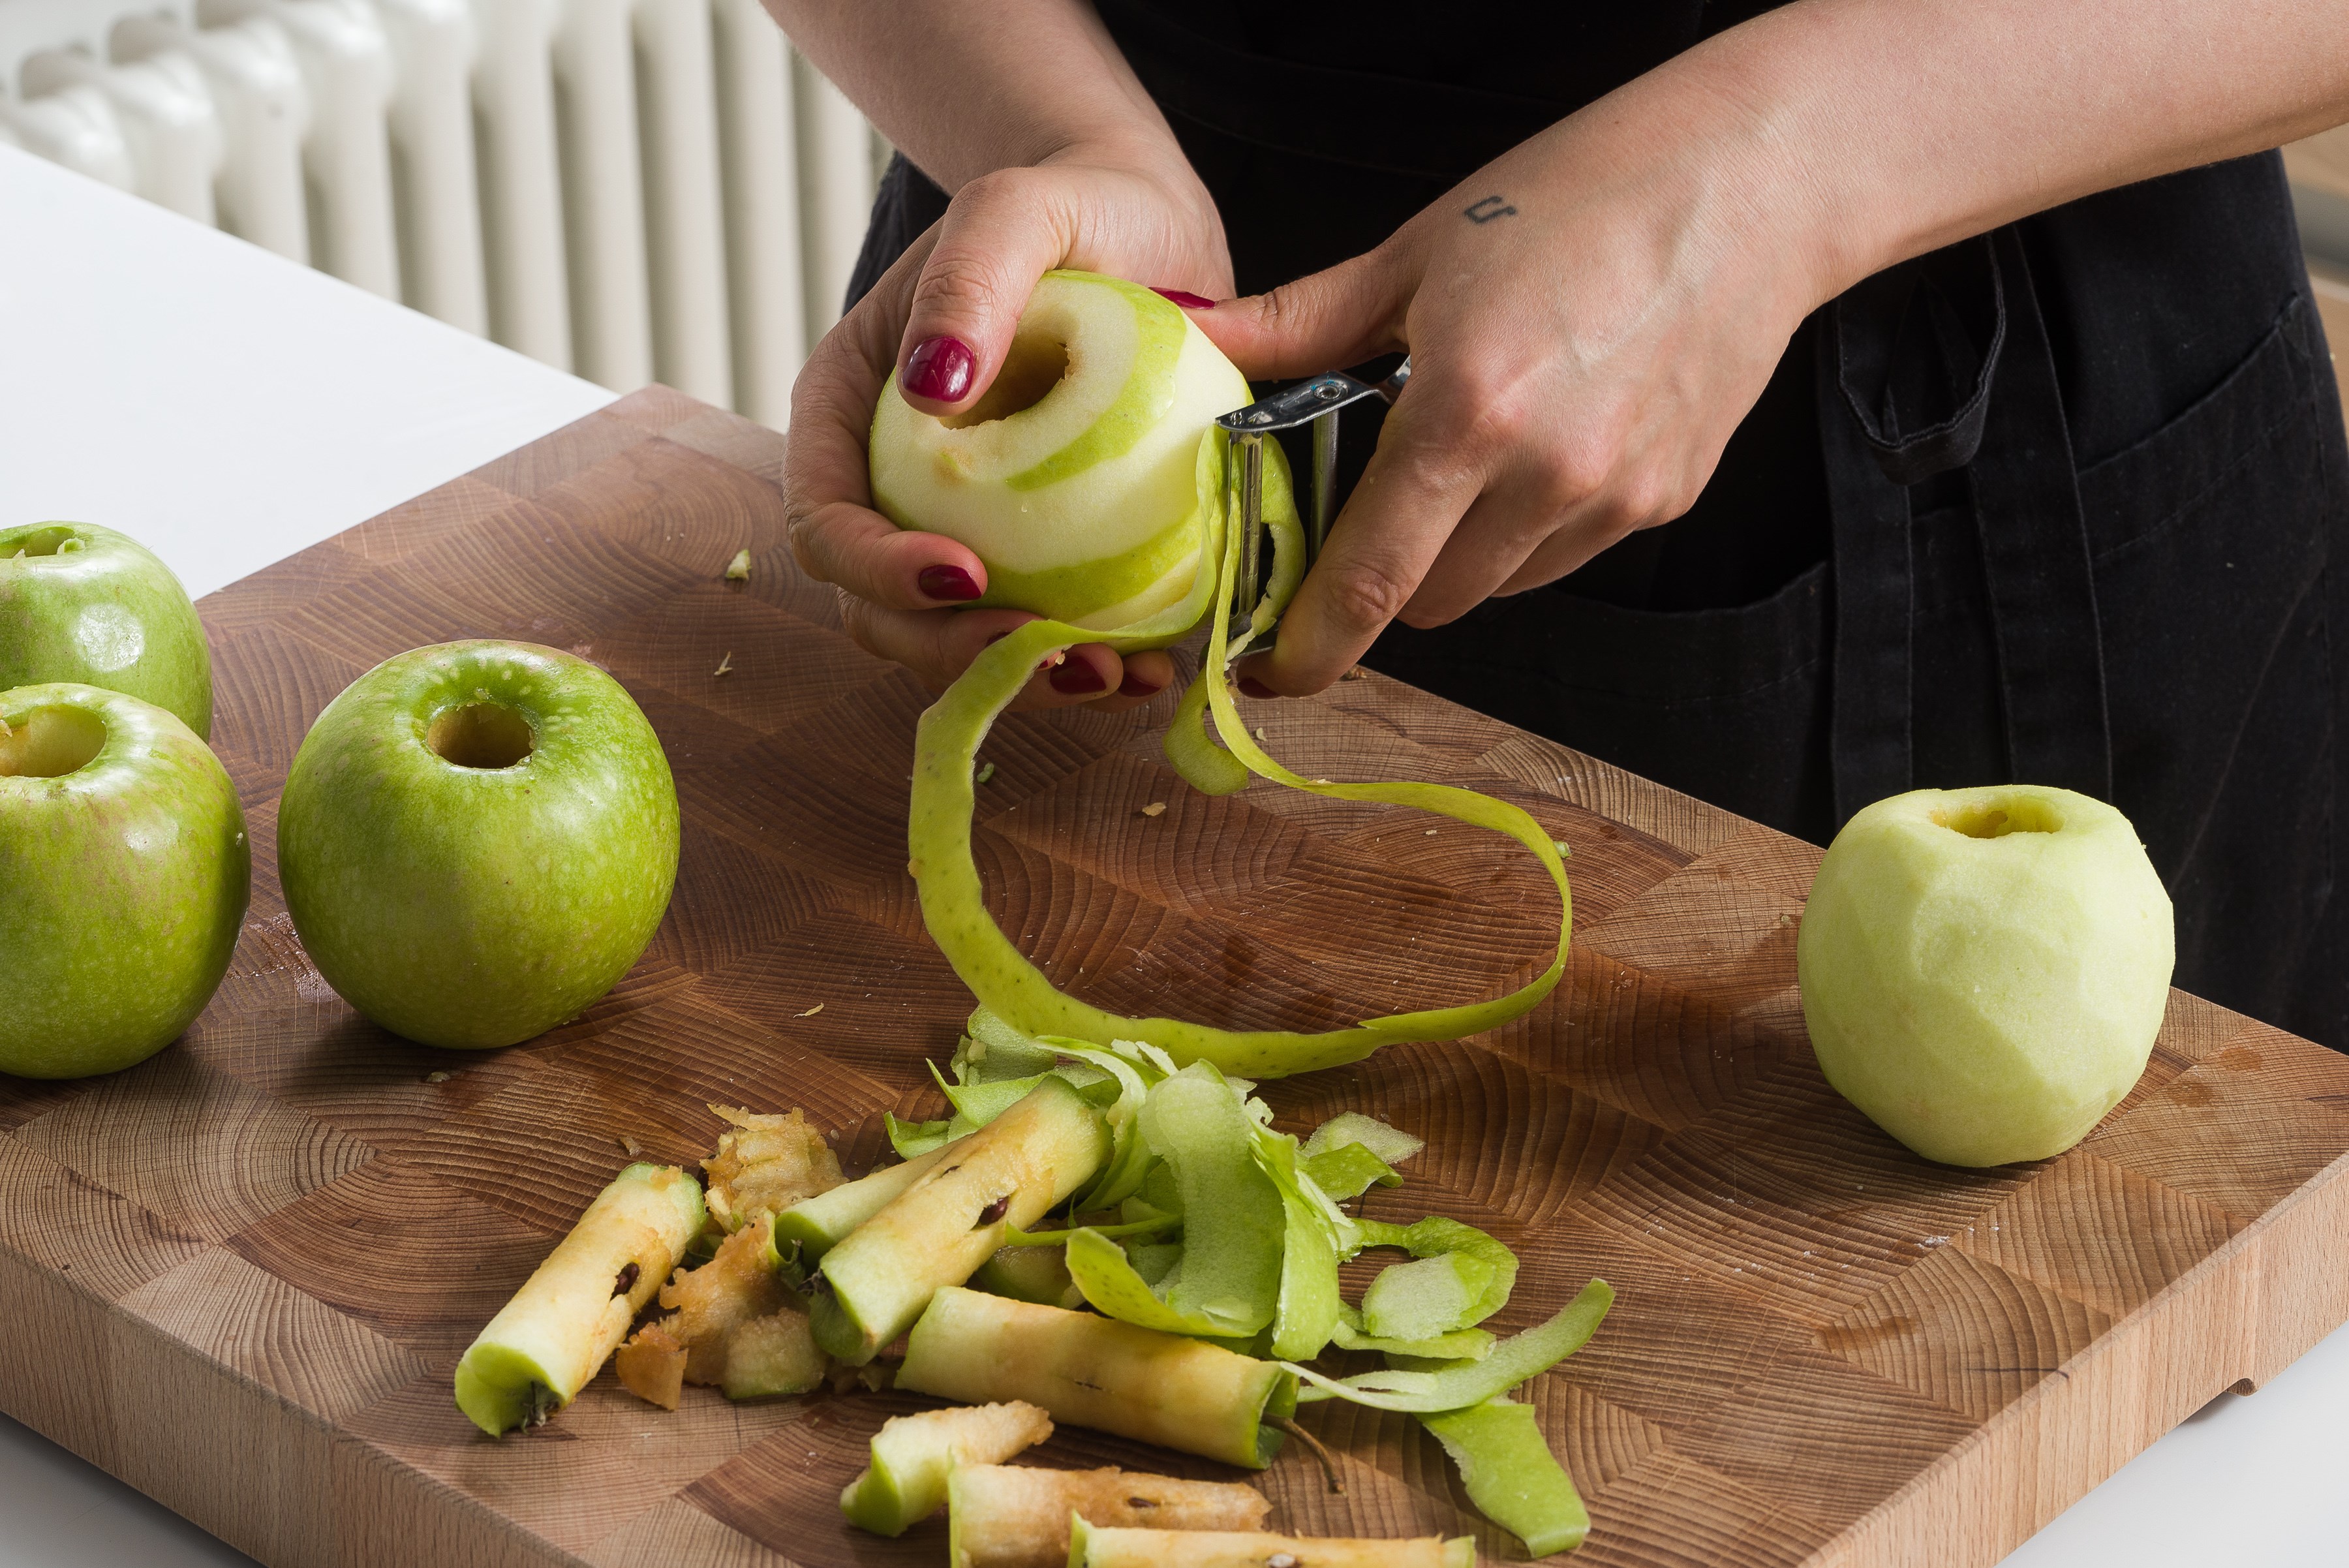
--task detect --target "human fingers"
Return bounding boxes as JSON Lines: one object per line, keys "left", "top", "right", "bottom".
{"left": 1187, "top": 245, "right": 1409, "bottom": 382}
{"left": 786, "top": 230, "right": 998, "bottom": 610}
{"left": 893, "top": 167, "right": 1092, "bottom": 416}
{"left": 833, "top": 594, "right": 1135, "bottom": 713}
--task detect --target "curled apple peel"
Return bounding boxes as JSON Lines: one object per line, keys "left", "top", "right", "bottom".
{"left": 883, "top": 272, "right": 1571, "bottom": 1079}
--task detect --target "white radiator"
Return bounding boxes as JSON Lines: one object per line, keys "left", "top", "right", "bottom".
{"left": 0, "top": 0, "right": 887, "bottom": 428}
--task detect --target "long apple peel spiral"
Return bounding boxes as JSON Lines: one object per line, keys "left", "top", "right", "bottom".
{"left": 893, "top": 283, "right": 1569, "bottom": 1078}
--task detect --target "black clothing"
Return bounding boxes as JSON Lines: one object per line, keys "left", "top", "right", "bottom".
{"left": 846, "top": 4, "right": 2349, "bottom": 1052}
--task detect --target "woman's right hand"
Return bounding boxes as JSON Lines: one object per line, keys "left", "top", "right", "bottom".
{"left": 786, "top": 146, "right": 1230, "bottom": 711}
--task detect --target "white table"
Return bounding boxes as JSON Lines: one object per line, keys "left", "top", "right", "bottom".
{"left": 3, "top": 143, "right": 2346, "bottom": 1568}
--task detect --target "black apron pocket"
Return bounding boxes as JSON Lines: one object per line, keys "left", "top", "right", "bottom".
{"left": 2078, "top": 295, "right": 2339, "bottom": 1036}
{"left": 1366, "top": 561, "right": 1834, "bottom": 842}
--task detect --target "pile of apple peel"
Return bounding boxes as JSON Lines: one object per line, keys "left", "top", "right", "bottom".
{"left": 893, "top": 271, "right": 1573, "bottom": 1081}
{"left": 454, "top": 1024, "right": 1612, "bottom": 1561}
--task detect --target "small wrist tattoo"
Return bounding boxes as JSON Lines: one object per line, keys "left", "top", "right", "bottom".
{"left": 1464, "top": 195, "right": 1518, "bottom": 224}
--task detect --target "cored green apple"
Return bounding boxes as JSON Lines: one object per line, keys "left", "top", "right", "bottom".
{"left": 277, "top": 640, "right": 679, "bottom": 1050}
{"left": 868, "top": 269, "right": 1250, "bottom": 630}
{"left": 0, "top": 683, "right": 249, "bottom": 1078}
{"left": 1797, "top": 784, "right": 2175, "bottom": 1167}
{"left": 0, "top": 523, "right": 214, "bottom": 738}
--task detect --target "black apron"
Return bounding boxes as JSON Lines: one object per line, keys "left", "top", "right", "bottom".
{"left": 844, "top": 2, "right": 2349, "bottom": 1054}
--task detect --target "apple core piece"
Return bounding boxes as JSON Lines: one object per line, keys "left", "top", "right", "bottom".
{"left": 897, "top": 1287, "right": 1297, "bottom": 1468}
{"left": 0, "top": 522, "right": 214, "bottom": 737}
{"left": 278, "top": 639, "right": 680, "bottom": 1050}
{"left": 813, "top": 1077, "right": 1111, "bottom": 1363}
{"left": 1797, "top": 784, "right": 2175, "bottom": 1167}
{"left": 0, "top": 683, "right": 249, "bottom": 1078}
{"left": 455, "top": 1161, "right": 705, "bottom": 1434}
{"left": 1066, "top": 1516, "right": 1475, "bottom": 1568}
{"left": 838, "top": 1401, "right": 1054, "bottom": 1537}
{"left": 944, "top": 1463, "right": 1268, "bottom": 1567}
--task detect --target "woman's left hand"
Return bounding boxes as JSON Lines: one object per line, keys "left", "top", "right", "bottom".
{"left": 1187, "top": 82, "right": 1829, "bottom": 696}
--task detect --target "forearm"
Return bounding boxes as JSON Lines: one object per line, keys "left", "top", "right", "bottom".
{"left": 1577, "top": 0, "right": 2349, "bottom": 310}
{"left": 761, "top": 0, "right": 1183, "bottom": 190}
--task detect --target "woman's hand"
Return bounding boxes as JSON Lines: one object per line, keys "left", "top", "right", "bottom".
{"left": 785, "top": 145, "right": 1229, "bottom": 711}
{"left": 1189, "top": 95, "right": 1828, "bottom": 698}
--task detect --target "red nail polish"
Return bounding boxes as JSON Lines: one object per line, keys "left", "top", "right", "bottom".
{"left": 904, "top": 335, "right": 975, "bottom": 402}
{"left": 1239, "top": 677, "right": 1277, "bottom": 699}
{"left": 1151, "top": 287, "right": 1216, "bottom": 309}
{"left": 1049, "top": 659, "right": 1109, "bottom": 696}
{"left": 917, "top": 564, "right": 981, "bottom": 602}
{"left": 1118, "top": 669, "right": 1166, "bottom": 698}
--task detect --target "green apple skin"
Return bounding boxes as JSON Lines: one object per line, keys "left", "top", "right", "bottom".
{"left": 868, "top": 270, "right": 1250, "bottom": 630}
{"left": 1796, "top": 784, "right": 2174, "bottom": 1168}
{"left": 278, "top": 641, "right": 679, "bottom": 1050}
{"left": 0, "top": 523, "right": 214, "bottom": 739}
{"left": 0, "top": 683, "right": 249, "bottom": 1079}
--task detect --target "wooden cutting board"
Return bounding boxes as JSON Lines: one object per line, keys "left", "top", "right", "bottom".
{"left": 5, "top": 386, "right": 2346, "bottom": 1568}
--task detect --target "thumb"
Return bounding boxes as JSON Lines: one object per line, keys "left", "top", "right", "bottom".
{"left": 895, "top": 169, "right": 1076, "bottom": 416}
{"left": 1188, "top": 247, "right": 1409, "bottom": 382}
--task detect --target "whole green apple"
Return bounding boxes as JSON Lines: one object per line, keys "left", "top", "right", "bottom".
{"left": 1796, "top": 784, "right": 2174, "bottom": 1167}
{"left": 0, "top": 683, "right": 249, "bottom": 1079}
{"left": 868, "top": 269, "right": 1250, "bottom": 630}
{"left": 0, "top": 522, "right": 214, "bottom": 738}
{"left": 277, "top": 640, "right": 679, "bottom": 1050}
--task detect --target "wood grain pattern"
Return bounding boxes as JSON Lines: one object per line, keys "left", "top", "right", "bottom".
{"left": 3, "top": 386, "right": 2348, "bottom": 1568}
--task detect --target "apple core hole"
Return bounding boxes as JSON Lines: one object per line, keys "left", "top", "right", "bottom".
{"left": 10, "top": 526, "right": 81, "bottom": 558}
{"left": 429, "top": 702, "right": 535, "bottom": 770}
{"left": 941, "top": 332, "right": 1071, "bottom": 429}
{"left": 1933, "top": 797, "right": 2063, "bottom": 838}
{"left": 0, "top": 706, "right": 107, "bottom": 778}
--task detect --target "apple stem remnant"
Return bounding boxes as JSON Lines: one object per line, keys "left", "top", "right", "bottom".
{"left": 1270, "top": 1415, "right": 1345, "bottom": 1493}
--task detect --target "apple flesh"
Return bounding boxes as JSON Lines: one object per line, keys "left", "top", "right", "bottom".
{"left": 277, "top": 640, "right": 679, "bottom": 1050}
{"left": 868, "top": 269, "right": 1250, "bottom": 630}
{"left": 1797, "top": 784, "right": 2175, "bottom": 1167}
{"left": 0, "top": 683, "right": 249, "bottom": 1079}
{"left": 0, "top": 523, "right": 214, "bottom": 739}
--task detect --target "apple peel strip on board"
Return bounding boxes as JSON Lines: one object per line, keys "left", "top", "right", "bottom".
{"left": 906, "top": 423, "right": 1573, "bottom": 1081}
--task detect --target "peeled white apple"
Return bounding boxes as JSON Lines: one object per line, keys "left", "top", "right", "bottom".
{"left": 868, "top": 269, "right": 1250, "bottom": 630}
{"left": 1796, "top": 784, "right": 2174, "bottom": 1167}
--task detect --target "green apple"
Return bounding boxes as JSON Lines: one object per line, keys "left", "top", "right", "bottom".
{"left": 868, "top": 269, "right": 1250, "bottom": 629}
{"left": 0, "top": 523, "right": 214, "bottom": 738}
{"left": 0, "top": 683, "right": 249, "bottom": 1079}
{"left": 277, "top": 640, "right": 679, "bottom": 1050}
{"left": 1796, "top": 784, "right": 2174, "bottom": 1167}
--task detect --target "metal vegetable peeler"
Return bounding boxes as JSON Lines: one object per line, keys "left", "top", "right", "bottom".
{"left": 1215, "top": 357, "right": 1411, "bottom": 627}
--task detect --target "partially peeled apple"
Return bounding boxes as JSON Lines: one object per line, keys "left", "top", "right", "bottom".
{"left": 868, "top": 270, "right": 1248, "bottom": 630}
{"left": 1796, "top": 784, "right": 2175, "bottom": 1168}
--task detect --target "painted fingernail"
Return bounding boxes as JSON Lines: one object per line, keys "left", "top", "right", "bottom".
{"left": 917, "top": 564, "right": 981, "bottom": 602}
{"left": 1151, "top": 288, "right": 1216, "bottom": 309}
{"left": 1049, "top": 659, "right": 1109, "bottom": 696}
{"left": 1118, "top": 669, "right": 1166, "bottom": 698}
{"left": 904, "top": 335, "right": 975, "bottom": 402}
{"left": 1238, "top": 677, "right": 1277, "bottom": 699}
